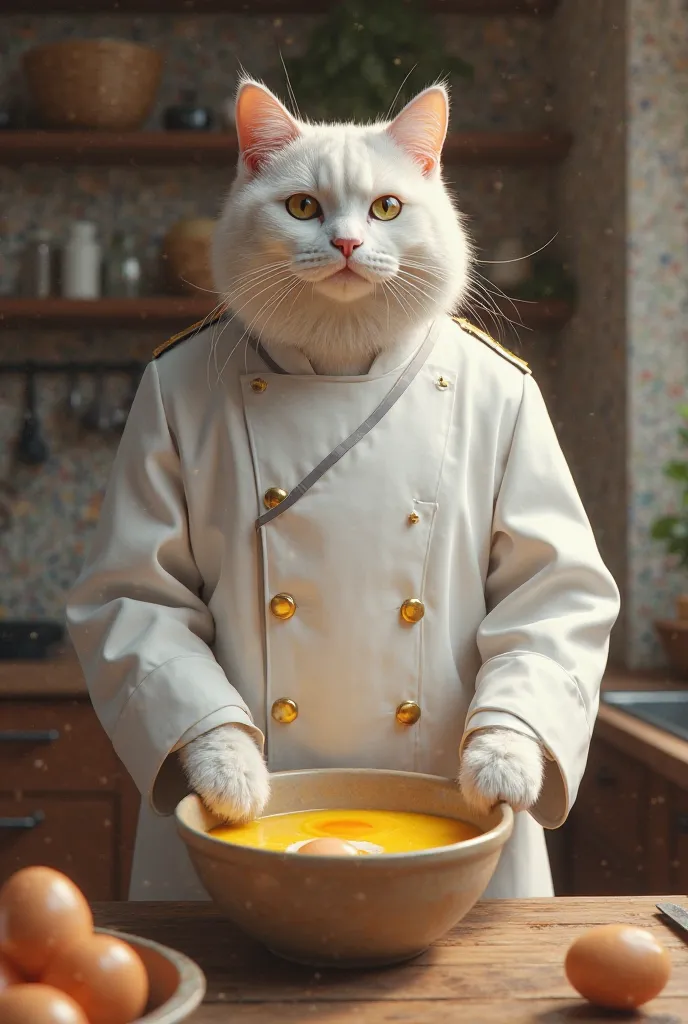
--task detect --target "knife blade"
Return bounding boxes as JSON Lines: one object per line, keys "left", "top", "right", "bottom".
{"left": 657, "top": 901, "right": 688, "bottom": 936}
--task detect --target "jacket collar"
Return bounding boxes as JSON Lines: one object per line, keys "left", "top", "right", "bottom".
{"left": 255, "top": 319, "right": 436, "bottom": 381}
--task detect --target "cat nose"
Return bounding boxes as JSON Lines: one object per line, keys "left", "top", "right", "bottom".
{"left": 331, "top": 237, "right": 363, "bottom": 259}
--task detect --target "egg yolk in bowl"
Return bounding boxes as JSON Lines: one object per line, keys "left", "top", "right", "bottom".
{"left": 210, "top": 809, "right": 481, "bottom": 855}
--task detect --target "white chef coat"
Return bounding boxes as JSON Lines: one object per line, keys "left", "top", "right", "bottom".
{"left": 66, "top": 314, "right": 620, "bottom": 901}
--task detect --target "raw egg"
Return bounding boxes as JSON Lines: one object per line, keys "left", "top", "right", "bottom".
{"left": 565, "top": 924, "right": 671, "bottom": 1009}
{"left": 0, "top": 983, "right": 89, "bottom": 1024}
{"left": 296, "top": 838, "right": 360, "bottom": 857}
{"left": 43, "top": 933, "right": 149, "bottom": 1024}
{"left": 0, "top": 952, "right": 21, "bottom": 990}
{"left": 0, "top": 867, "right": 93, "bottom": 978}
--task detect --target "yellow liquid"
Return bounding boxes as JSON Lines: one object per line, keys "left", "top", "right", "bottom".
{"left": 210, "top": 808, "right": 480, "bottom": 854}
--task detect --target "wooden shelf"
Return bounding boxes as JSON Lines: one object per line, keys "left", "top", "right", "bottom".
{"left": 0, "top": 1, "right": 559, "bottom": 14}
{"left": 0, "top": 296, "right": 573, "bottom": 332}
{"left": 0, "top": 130, "right": 571, "bottom": 167}
{"left": 0, "top": 297, "right": 215, "bottom": 330}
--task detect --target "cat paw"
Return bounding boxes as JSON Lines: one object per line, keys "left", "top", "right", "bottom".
{"left": 458, "top": 727, "right": 544, "bottom": 815}
{"left": 179, "top": 724, "right": 270, "bottom": 824}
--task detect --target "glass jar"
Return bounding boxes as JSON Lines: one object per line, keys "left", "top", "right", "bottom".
{"left": 62, "top": 221, "right": 102, "bottom": 300}
{"left": 18, "top": 229, "right": 53, "bottom": 298}
{"left": 104, "top": 232, "right": 142, "bottom": 298}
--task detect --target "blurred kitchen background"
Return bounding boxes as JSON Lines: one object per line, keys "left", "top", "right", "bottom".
{"left": 2, "top": 0, "right": 688, "bottom": 902}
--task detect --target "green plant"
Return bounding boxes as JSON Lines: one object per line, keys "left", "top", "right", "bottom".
{"left": 651, "top": 406, "right": 688, "bottom": 566}
{"left": 285, "top": 0, "right": 473, "bottom": 122}
{"left": 508, "top": 255, "right": 577, "bottom": 304}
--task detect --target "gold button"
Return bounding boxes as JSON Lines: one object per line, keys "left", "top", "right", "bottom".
{"left": 270, "top": 593, "right": 296, "bottom": 620}
{"left": 250, "top": 378, "right": 268, "bottom": 393}
{"left": 264, "top": 486, "right": 288, "bottom": 510}
{"left": 272, "top": 698, "right": 298, "bottom": 724}
{"left": 396, "top": 700, "right": 421, "bottom": 726}
{"left": 407, "top": 511, "right": 420, "bottom": 525}
{"left": 436, "top": 376, "right": 450, "bottom": 390}
{"left": 400, "top": 598, "right": 425, "bottom": 624}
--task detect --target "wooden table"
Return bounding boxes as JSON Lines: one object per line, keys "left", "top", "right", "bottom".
{"left": 94, "top": 898, "right": 688, "bottom": 1022}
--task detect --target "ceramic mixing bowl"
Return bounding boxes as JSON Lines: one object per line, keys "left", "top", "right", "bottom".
{"left": 175, "top": 769, "right": 513, "bottom": 968}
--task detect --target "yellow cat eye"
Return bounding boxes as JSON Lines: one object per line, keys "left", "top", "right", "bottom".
{"left": 286, "top": 194, "right": 321, "bottom": 220}
{"left": 370, "top": 195, "right": 402, "bottom": 221}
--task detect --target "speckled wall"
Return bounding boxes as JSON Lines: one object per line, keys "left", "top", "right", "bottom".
{"left": 0, "top": 12, "right": 560, "bottom": 621}
{"left": 549, "top": 0, "right": 628, "bottom": 664}
{"left": 627, "top": 0, "right": 688, "bottom": 666}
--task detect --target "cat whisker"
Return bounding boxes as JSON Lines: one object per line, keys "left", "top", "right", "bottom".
{"left": 385, "top": 278, "right": 425, "bottom": 321}
{"left": 178, "top": 276, "right": 220, "bottom": 296}
{"left": 279, "top": 50, "right": 302, "bottom": 120}
{"left": 396, "top": 270, "right": 445, "bottom": 296}
{"left": 462, "top": 287, "right": 527, "bottom": 346}
{"left": 218, "top": 276, "right": 298, "bottom": 380}
{"left": 474, "top": 233, "right": 557, "bottom": 266}
{"left": 395, "top": 273, "right": 443, "bottom": 307}
{"left": 223, "top": 261, "right": 293, "bottom": 293}
{"left": 466, "top": 277, "right": 527, "bottom": 339}
{"left": 215, "top": 278, "right": 298, "bottom": 382}
{"left": 385, "top": 63, "right": 418, "bottom": 120}
{"left": 221, "top": 268, "right": 294, "bottom": 310}
{"left": 471, "top": 269, "right": 530, "bottom": 320}
{"left": 208, "top": 270, "right": 296, "bottom": 383}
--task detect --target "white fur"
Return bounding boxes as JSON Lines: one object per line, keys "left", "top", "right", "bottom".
{"left": 179, "top": 725, "right": 270, "bottom": 823}
{"left": 211, "top": 80, "right": 471, "bottom": 376}
{"left": 459, "top": 727, "right": 545, "bottom": 816}
{"left": 189, "top": 85, "right": 532, "bottom": 826}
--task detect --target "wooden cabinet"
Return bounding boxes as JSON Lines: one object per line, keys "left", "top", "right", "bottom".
{"left": 0, "top": 696, "right": 139, "bottom": 900}
{"left": 554, "top": 731, "right": 688, "bottom": 896}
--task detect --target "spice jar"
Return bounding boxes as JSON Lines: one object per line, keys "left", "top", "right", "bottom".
{"left": 18, "top": 229, "right": 53, "bottom": 298}
{"left": 62, "top": 221, "right": 102, "bottom": 299}
{"left": 104, "top": 231, "right": 142, "bottom": 297}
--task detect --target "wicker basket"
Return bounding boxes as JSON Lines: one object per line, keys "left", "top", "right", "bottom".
{"left": 23, "top": 39, "right": 162, "bottom": 131}
{"left": 161, "top": 219, "right": 217, "bottom": 296}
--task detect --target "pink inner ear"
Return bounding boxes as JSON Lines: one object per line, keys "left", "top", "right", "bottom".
{"left": 387, "top": 88, "right": 449, "bottom": 175}
{"left": 235, "top": 83, "right": 301, "bottom": 173}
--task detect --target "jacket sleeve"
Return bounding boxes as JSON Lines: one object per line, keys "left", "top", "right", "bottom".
{"left": 66, "top": 360, "right": 263, "bottom": 815}
{"left": 460, "top": 374, "right": 620, "bottom": 828}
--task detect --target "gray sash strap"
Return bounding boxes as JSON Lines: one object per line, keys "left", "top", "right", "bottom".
{"left": 249, "top": 338, "right": 289, "bottom": 375}
{"left": 256, "top": 323, "right": 438, "bottom": 529}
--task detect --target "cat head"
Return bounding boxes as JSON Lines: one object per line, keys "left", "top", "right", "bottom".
{"left": 212, "top": 78, "right": 471, "bottom": 367}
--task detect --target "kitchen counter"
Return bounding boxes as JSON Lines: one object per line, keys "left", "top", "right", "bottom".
{"left": 94, "top": 897, "right": 688, "bottom": 1022}
{"left": 0, "top": 649, "right": 85, "bottom": 698}
{"left": 600, "top": 668, "right": 688, "bottom": 789}
{"left": 3, "top": 654, "right": 688, "bottom": 785}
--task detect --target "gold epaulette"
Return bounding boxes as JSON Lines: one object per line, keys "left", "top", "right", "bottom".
{"left": 152, "top": 309, "right": 227, "bottom": 360}
{"left": 453, "top": 317, "right": 531, "bottom": 375}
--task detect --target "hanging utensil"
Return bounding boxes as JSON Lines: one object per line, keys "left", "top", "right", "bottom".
{"left": 82, "top": 368, "right": 112, "bottom": 433}
{"left": 15, "top": 365, "right": 49, "bottom": 466}
{"left": 110, "top": 365, "right": 140, "bottom": 434}
{"left": 67, "top": 370, "right": 85, "bottom": 418}
{"left": 0, "top": 481, "right": 16, "bottom": 533}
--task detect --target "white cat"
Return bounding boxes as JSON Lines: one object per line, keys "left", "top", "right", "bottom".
{"left": 179, "top": 78, "right": 545, "bottom": 824}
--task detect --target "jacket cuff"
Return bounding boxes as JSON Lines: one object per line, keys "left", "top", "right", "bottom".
{"left": 111, "top": 655, "right": 263, "bottom": 815}
{"left": 462, "top": 651, "right": 593, "bottom": 828}
{"left": 461, "top": 710, "right": 540, "bottom": 746}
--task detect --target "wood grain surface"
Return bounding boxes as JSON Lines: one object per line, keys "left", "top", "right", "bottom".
{"left": 93, "top": 897, "right": 688, "bottom": 1022}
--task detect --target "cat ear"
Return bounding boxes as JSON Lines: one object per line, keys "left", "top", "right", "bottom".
{"left": 235, "top": 80, "right": 301, "bottom": 174}
{"left": 386, "top": 85, "right": 449, "bottom": 175}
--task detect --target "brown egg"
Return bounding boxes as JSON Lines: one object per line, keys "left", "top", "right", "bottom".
{"left": 0, "top": 952, "right": 22, "bottom": 990}
{"left": 0, "top": 984, "right": 89, "bottom": 1024}
{"left": 296, "top": 838, "right": 360, "bottom": 857}
{"left": 0, "top": 867, "right": 93, "bottom": 978}
{"left": 43, "top": 933, "right": 149, "bottom": 1024}
{"left": 565, "top": 924, "right": 671, "bottom": 1009}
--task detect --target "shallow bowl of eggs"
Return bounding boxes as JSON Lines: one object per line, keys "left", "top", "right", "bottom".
{"left": 175, "top": 768, "right": 514, "bottom": 968}
{"left": 102, "top": 929, "right": 206, "bottom": 1024}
